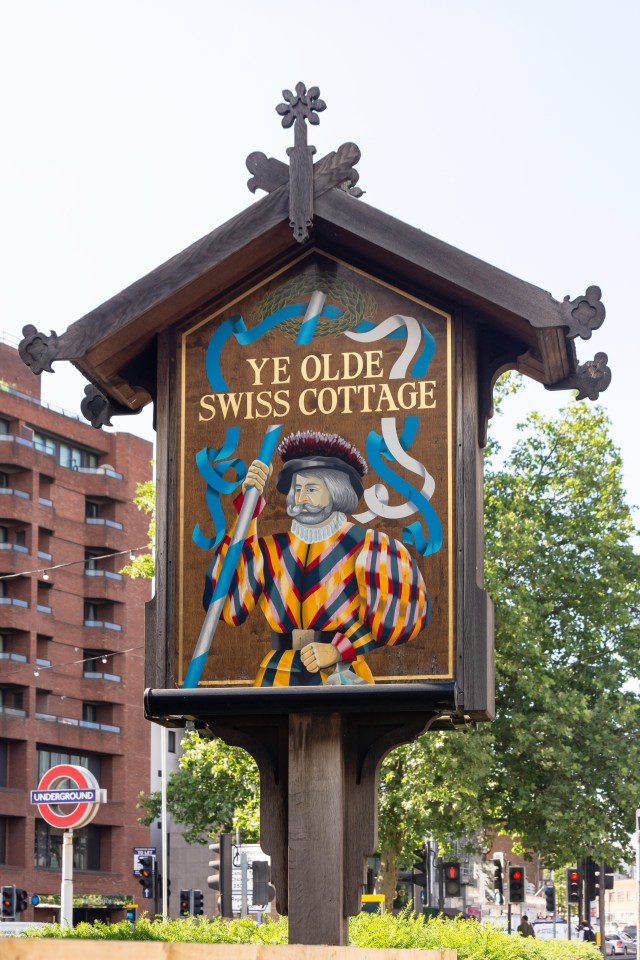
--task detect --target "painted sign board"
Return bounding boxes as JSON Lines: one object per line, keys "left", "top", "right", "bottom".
{"left": 176, "top": 252, "right": 454, "bottom": 690}
{"left": 31, "top": 764, "right": 105, "bottom": 830}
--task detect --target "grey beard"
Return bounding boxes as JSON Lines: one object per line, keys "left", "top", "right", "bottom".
{"left": 286, "top": 502, "right": 335, "bottom": 526}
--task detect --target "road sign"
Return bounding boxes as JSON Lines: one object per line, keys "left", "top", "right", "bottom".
{"left": 231, "top": 844, "right": 272, "bottom": 914}
{"left": 30, "top": 765, "right": 105, "bottom": 829}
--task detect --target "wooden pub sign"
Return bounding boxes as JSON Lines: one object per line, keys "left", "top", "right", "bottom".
{"left": 19, "top": 84, "right": 610, "bottom": 944}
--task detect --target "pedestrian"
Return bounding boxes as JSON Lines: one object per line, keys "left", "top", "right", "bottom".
{"left": 517, "top": 915, "right": 536, "bottom": 938}
{"left": 582, "top": 923, "right": 596, "bottom": 942}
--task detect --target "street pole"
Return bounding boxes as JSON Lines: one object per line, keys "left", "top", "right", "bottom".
{"left": 161, "top": 724, "right": 168, "bottom": 918}
{"left": 598, "top": 862, "right": 606, "bottom": 958}
{"left": 61, "top": 830, "right": 74, "bottom": 929}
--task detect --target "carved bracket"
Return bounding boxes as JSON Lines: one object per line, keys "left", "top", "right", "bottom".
{"left": 18, "top": 325, "right": 62, "bottom": 374}
{"left": 546, "top": 351, "right": 611, "bottom": 401}
{"left": 561, "top": 285, "right": 606, "bottom": 339}
{"left": 80, "top": 384, "right": 142, "bottom": 429}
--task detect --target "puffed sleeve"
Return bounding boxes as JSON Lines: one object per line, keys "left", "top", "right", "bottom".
{"left": 202, "top": 493, "right": 266, "bottom": 626}
{"left": 346, "top": 529, "right": 430, "bottom": 656}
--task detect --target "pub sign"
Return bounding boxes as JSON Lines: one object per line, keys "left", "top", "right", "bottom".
{"left": 176, "top": 252, "right": 454, "bottom": 690}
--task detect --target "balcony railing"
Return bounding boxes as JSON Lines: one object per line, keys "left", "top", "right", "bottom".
{"left": 83, "top": 619, "right": 122, "bottom": 631}
{"left": 85, "top": 518, "right": 124, "bottom": 530}
{"left": 0, "top": 543, "right": 29, "bottom": 555}
{"left": 0, "top": 652, "right": 27, "bottom": 662}
{"left": 84, "top": 570, "right": 123, "bottom": 581}
{"left": 0, "top": 488, "right": 30, "bottom": 500}
{"left": 34, "top": 712, "right": 120, "bottom": 733}
{"left": 0, "top": 598, "right": 28, "bottom": 608}
{"left": 0, "top": 705, "right": 27, "bottom": 718}
{"left": 82, "top": 671, "right": 121, "bottom": 682}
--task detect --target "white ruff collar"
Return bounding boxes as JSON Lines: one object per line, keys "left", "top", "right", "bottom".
{"left": 291, "top": 512, "right": 348, "bottom": 543}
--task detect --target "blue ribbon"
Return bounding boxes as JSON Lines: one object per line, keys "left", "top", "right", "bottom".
{"left": 206, "top": 302, "right": 343, "bottom": 391}
{"left": 192, "top": 427, "right": 245, "bottom": 550}
{"left": 365, "top": 430, "right": 443, "bottom": 557}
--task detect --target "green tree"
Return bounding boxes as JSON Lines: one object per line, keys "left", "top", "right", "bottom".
{"left": 137, "top": 729, "right": 260, "bottom": 844}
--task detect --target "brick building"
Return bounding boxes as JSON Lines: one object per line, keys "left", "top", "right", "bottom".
{"left": 0, "top": 336, "right": 153, "bottom": 922}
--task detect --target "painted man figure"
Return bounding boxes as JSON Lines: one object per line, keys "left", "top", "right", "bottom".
{"left": 204, "top": 431, "right": 430, "bottom": 687}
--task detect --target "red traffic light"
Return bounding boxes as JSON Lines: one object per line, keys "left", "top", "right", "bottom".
{"left": 447, "top": 866, "right": 457, "bottom": 879}
{"left": 569, "top": 871, "right": 579, "bottom": 882}
{"left": 511, "top": 870, "right": 522, "bottom": 880}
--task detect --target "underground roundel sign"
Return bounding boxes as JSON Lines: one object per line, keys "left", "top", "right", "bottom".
{"left": 30, "top": 764, "right": 105, "bottom": 829}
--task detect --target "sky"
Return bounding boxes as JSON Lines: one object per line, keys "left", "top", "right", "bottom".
{"left": 0, "top": 0, "right": 638, "bottom": 513}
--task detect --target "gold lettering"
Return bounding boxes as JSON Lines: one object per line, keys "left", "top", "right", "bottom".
{"left": 299, "top": 387, "right": 318, "bottom": 415}
{"left": 397, "top": 381, "right": 418, "bottom": 410}
{"left": 317, "top": 387, "right": 338, "bottom": 415}
{"left": 342, "top": 352, "right": 364, "bottom": 381}
{"left": 273, "top": 389, "right": 291, "bottom": 417}
{"left": 272, "top": 356, "right": 291, "bottom": 385}
{"left": 358, "top": 383, "right": 376, "bottom": 413}
{"left": 375, "top": 382, "right": 400, "bottom": 413}
{"left": 365, "top": 350, "right": 384, "bottom": 378}
{"left": 320, "top": 354, "right": 340, "bottom": 382}
{"left": 246, "top": 357, "right": 270, "bottom": 386}
{"left": 336, "top": 384, "right": 358, "bottom": 413}
{"left": 245, "top": 391, "right": 254, "bottom": 419}
{"left": 301, "top": 355, "right": 322, "bottom": 383}
{"left": 198, "top": 395, "right": 216, "bottom": 421}
{"left": 419, "top": 380, "right": 436, "bottom": 409}
{"left": 255, "top": 391, "right": 273, "bottom": 419}
{"left": 216, "top": 393, "right": 245, "bottom": 419}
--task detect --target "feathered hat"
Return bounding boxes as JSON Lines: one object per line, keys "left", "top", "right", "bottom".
{"left": 276, "top": 431, "right": 368, "bottom": 499}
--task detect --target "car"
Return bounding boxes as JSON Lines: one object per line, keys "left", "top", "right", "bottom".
{"left": 622, "top": 926, "right": 636, "bottom": 942}
{"left": 606, "top": 933, "right": 630, "bottom": 955}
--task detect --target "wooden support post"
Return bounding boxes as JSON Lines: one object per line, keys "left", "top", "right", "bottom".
{"left": 289, "top": 712, "right": 346, "bottom": 944}
{"left": 197, "top": 706, "right": 438, "bottom": 945}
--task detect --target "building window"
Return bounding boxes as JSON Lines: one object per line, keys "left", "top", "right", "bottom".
{"left": 0, "top": 740, "right": 7, "bottom": 787}
{"left": 0, "top": 419, "right": 9, "bottom": 435}
{"left": 36, "top": 748, "right": 101, "bottom": 782}
{"left": 85, "top": 500, "right": 100, "bottom": 520}
{"left": 82, "top": 702, "right": 98, "bottom": 724}
{"left": 33, "top": 432, "right": 99, "bottom": 470}
{"left": 35, "top": 821, "right": 102, "bottom": 871}
{"left": 84, "top": 601, "right": 99, "bottom": 622}
{"left": 0, "top": 473, "right": 8, "bottom": 489}
{"left": 0, "top": 817, "right": 7, "bottom": 864}
{"left": 167, "top": 731, "right": 176, "bottom": 753}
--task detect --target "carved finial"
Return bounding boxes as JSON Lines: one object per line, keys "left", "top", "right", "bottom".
{"left": 276, "top": 83, "right": 326, "bottom": 132}
{"left": 19, "top": 324, "right": 60, "bottom": 374}
{"left": 561, "top": 285, "right": 606, "bottom": 340}
{"left": 546, "top": 351, "right": 611, "bottom": 401}
{"left": 277, "top": 83, "right": 326, "bottom": 243}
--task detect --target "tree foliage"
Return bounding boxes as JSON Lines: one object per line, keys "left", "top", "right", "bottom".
{"left": 137, "top": 729, "right": 260, "bottom": 844}
{"left": 134, "top": 395, "right": 640, "bottom": 875}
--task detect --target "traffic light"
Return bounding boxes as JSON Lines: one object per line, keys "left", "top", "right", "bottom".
{"left": 192, "top": 889, "right": 204, "bottom": 916}
{"left": 179, "top": 888, "right": 192, "bottom": 917}
{"left": 566, "top": 867, "right": 581, "bottom": 903}
{"left": 14, "top": 889, "right": 28, "bottom": 914}
{"left": 584, "top": 857, "right": 597, "bottom": 901}
{"left": 442, "top": 862, "right": 461, "bottom": 897}
{"left": 544, "top": 884, "right": 556, "bottom": 914}
{"left": 138, "top": 854, "right": 156, "bottom": 899}
{"left": 252, "top": 860, "right": 276, "bottom": 906}
{"left": 208, "top": 832, "right": 233, "bottom": 918}
{"left": 594, "top": 863, "right": 615, "bottom": 891}
{"left": 412, "top": 847, "right": 428, "bottom": 888}
{"left": 1, "top": 885, "right": 15, "bottom": 919}
{"left": 493, "top": 858, "right": 504, "bottom": 904}
{"left": 508, "top": 866, "right": 525, "bottom": 903}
